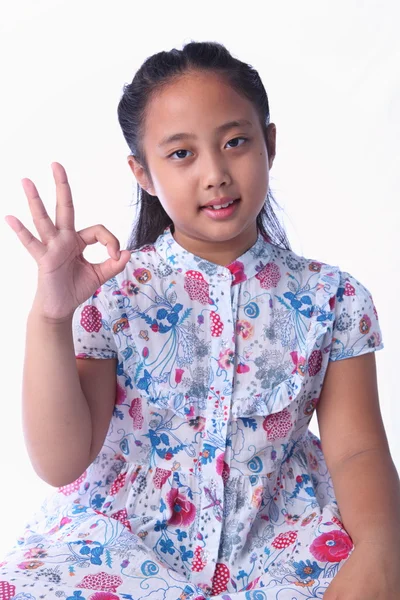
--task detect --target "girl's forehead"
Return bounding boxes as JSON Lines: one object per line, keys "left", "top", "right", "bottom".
{"left": 144, "top": 72, "right": 257, "bottom": 139}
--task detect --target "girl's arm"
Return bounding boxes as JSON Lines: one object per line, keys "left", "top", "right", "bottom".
{"left": 23, "top": 308, "right": 117, "bottom": 487}
{"left": 316, "top": 352, "right": 400, "bottom": 547}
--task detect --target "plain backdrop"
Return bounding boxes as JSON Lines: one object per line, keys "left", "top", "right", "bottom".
{"left": 0, "top": 0, "right": 399, "bottom": 557}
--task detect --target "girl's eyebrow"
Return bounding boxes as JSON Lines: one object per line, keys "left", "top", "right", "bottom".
{"left": 157, "top": 119, "right": 253, "bottom": 147}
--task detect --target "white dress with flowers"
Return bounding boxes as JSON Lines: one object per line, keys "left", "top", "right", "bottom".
{"left": 0, "top": 226, "right": 384, "bottom": 600}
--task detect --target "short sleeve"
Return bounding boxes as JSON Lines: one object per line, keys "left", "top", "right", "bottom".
{"left": 72, "top": 284, "right": 118, "bottom": 360}
{"left": 329, "top": 271, "right": 384, "bottom": 362}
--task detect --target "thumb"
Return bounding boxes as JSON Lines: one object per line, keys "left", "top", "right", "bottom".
{"left": 93, "top": 250, "right": 132, "bottom": 285}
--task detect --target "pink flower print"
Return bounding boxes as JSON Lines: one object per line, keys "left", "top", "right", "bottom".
{"left": 17, "top": 559, "right": 44, "bottom": 570}
{"left": 310, "top": 530, "right": 353, "bottom": 562}
{"left": 77, "top": 571, "right": 123, "bottom": 592}
{"left": 184, "top": 270, "right": 210, "bottom": 304}
{"left": 58, "top": 471, "right": 87, "bottom": 496}
{"left": 140, "top": 244, "right": 155, "bottom": 252}
{"left": 290, "top": 351, "right": 306, "bottom": 376}
{"left": 359, "top": 314, "right": 372, "bottom": 334}
{"left": 23, "top": 547, "right": 48, "bottom": 560}
{"left": 81, "top": 305, "right": 102, "bottom": 333}
{"left": 236, "top": 319, "right": 254, "bottom": 340}
{"left": 236, "top": 362, "right": 250, "bottom": 373}
{"left": 216, "top": 452, "right": 230, "bottom": 483}
{"left": 166, "top": 488, "right": 196, "bottom": 526}
{"left": 115, "top": 381, "right": 127, "bottom": 405}
{"left": 129, "top": 398, "right": 144, "bottom": 430}
{"left": 255, "top": 262, "right": 281, "bottom": 289}
{"left": 262, "top": 408, "right": 293, "bottom": 441}
{"left": 175, "top": 368, "right": 184, "bottom": 383}
{"left": 187, "top": 415, "right": 206, "bottom": 432}
{"left": 218, "top": 348, "right": 235, "bottom": 369}
{"left": 120, "top": 279, "right": 140, "bottom": 296}
{"left": 89, "top": 593, "right": 120, "bottom": 600}
{"left": 227, "top": 260, "right": 247, "bottom": 285}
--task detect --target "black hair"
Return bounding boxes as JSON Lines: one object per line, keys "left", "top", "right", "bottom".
{"left": 117, "top": 41, "right": 290, "bottom": 251}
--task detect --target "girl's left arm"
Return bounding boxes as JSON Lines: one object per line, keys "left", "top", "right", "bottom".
{"left": 316, "top": 351, "right": 400, "bottom": 548}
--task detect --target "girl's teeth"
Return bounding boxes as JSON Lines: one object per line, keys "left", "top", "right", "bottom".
{"left": 211, "top": 200, "right": 234, "bottom": 210}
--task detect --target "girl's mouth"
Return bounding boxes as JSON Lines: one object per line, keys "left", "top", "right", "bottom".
{"left": 201, "top": 198, "right": 240, "bottom": 219}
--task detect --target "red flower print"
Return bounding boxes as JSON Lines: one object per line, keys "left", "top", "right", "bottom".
{"left": 308, "top": 350, "right": 322, "bottom": 376}
{"left": 175, "top": 368, "right": 184, "bottom": 383}
{"left": 184, "top": 270, "right": 210, "bottom": 304}
{"left": 271, "top": 530, "right": 298, "bottom": 549}
{"left": 210, "top": 311, "right": 224, "bottom": 337}
{"left": 81, "top": 305, "right": 102, "bottom": 333}
{"left": 0, "top": 581, "right": 16, "bottom": 600}
{"left": 227, "top": 260, "right": 247, "bottom": 285}
{"left": 109, "top": 472, "right": 127, "bottom": 496}
{"left": 236, "top": 362, "right": 250, "bottom": 374}
{"left": 192, "top": 546, "right": 207, "bottom": 572}
{"left": 210, "top": 563, "right": 230, "bottom": 595}
{"left": 309, "top": 261, "right": 322, "bottom": 273}
{"left": 255, "top": 262, "right": 281, "bottom": 289}
{"left": 133, "top": 268, "right": 152, "bottom": 284}
{"left": 216, "top": 453, "right": 230, "bottom": 483}
{"left": 77, "top": 571, "right": 123, "bottom": 592}
{"left": 166, "top": 488, "right": 196, "bottom": 526}
{"left": 153, "top": 467, "right": 171, "bottom": 489}
{"left": 115, "top": 382, "right": 127, "bottom": 405}
{"left": 310, "top": 530, "right": 353, "bottom": 562}
{"left": 344, "top": 281, "right": 355, "bottom": 296}
{"left": 129, "top": 398, "right": 144, "bottom": 430}
{"left": 58, "top": 471, "right": 87, "bottom": 496}
{"left": 263, "top": 408, "right": 293, "bottom": 441}
{"left": 110, "top": 509, "right": 132, "bottom": 532}
{"left": 329, "top": 295, "right": 336, "bottom": 310}
{"left": 359, "top": 314, "right": 371, "bottom": 334}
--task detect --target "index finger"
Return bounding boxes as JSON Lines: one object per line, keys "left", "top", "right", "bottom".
{"left": 52, "top": 162, "right": 75, "bottom": 231}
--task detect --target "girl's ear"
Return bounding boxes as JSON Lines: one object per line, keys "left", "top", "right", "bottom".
{"left": 266, "top": 123, "right": 277, "bottom": 169}
{"left": 127, "top": 155, "right": 156, "bottom": 196}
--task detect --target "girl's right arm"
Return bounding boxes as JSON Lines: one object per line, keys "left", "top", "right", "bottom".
{"left": 23, "top": 310, "right": 118, "bottom": 487}
{"left": 5, "top": 162, "right": 131, "bottom": 487}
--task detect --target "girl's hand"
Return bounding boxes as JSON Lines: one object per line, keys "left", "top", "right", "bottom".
{"left": 324, "top": 542, "right": 400, "bottom": 600}
{"left": 5, "top": 162, "right": 131, "bottom": 323}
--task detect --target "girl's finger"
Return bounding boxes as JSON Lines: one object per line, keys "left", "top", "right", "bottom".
{"left": 91, "top": 250, "right": 132, "bottom": 286}
{"left": 4, "top": 214, "right": 46, "bottom": 262}
{"left": 52, "top": 163, "right": 75, "bottom": 231}
{"left": 21, "top": 178, "right": 58, "bottom": 244}
{"left": 77, "top": 224, "right": 122, "bottom": 261}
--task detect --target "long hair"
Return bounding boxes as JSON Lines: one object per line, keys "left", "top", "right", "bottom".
{"left": 117, "top": 41, "right": 290, "bottom": 251}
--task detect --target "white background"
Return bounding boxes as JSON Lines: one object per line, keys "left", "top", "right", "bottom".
{"left": 0, "top": 0, "right": 399, "bottom": 557}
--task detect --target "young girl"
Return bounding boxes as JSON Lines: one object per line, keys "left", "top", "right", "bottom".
{"left": 2, "top": 41, "right": 399, "bottom": 600}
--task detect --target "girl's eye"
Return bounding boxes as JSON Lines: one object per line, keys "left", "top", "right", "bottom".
{"left": 168, "top": 137, "right": 248, "bottom": 160}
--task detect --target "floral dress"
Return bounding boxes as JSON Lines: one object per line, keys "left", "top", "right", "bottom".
{"left": 0, "top": 225, "right": 384, "bottom": 600}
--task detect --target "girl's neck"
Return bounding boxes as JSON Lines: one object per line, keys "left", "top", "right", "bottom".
{"left": 171, "top": 224, "right": 258, "bottom": 267}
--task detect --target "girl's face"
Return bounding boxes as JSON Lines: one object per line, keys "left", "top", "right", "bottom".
{"left": 128, "top": 70, "right": 276, "bottom": 264}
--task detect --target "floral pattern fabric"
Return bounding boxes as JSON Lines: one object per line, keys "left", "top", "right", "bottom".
{"left": 1, "top": 226, "right": 383, "bottom": 599}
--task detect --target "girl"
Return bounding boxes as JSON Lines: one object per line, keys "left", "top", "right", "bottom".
{"left": 2, "top": 41, "right": 399, "bottom": 600}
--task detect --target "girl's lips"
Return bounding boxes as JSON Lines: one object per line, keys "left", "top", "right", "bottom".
{"left": 201, "top": 198, "right": 240, "bottom": 220}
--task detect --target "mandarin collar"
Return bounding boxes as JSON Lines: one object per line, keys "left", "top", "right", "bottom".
{"left": 154, "top": 226, "right": 272, "bottom": 286}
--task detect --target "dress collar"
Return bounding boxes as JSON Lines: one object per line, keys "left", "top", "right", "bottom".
{"left": 154, "top": 225, "right": 272, "bottom": 286}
